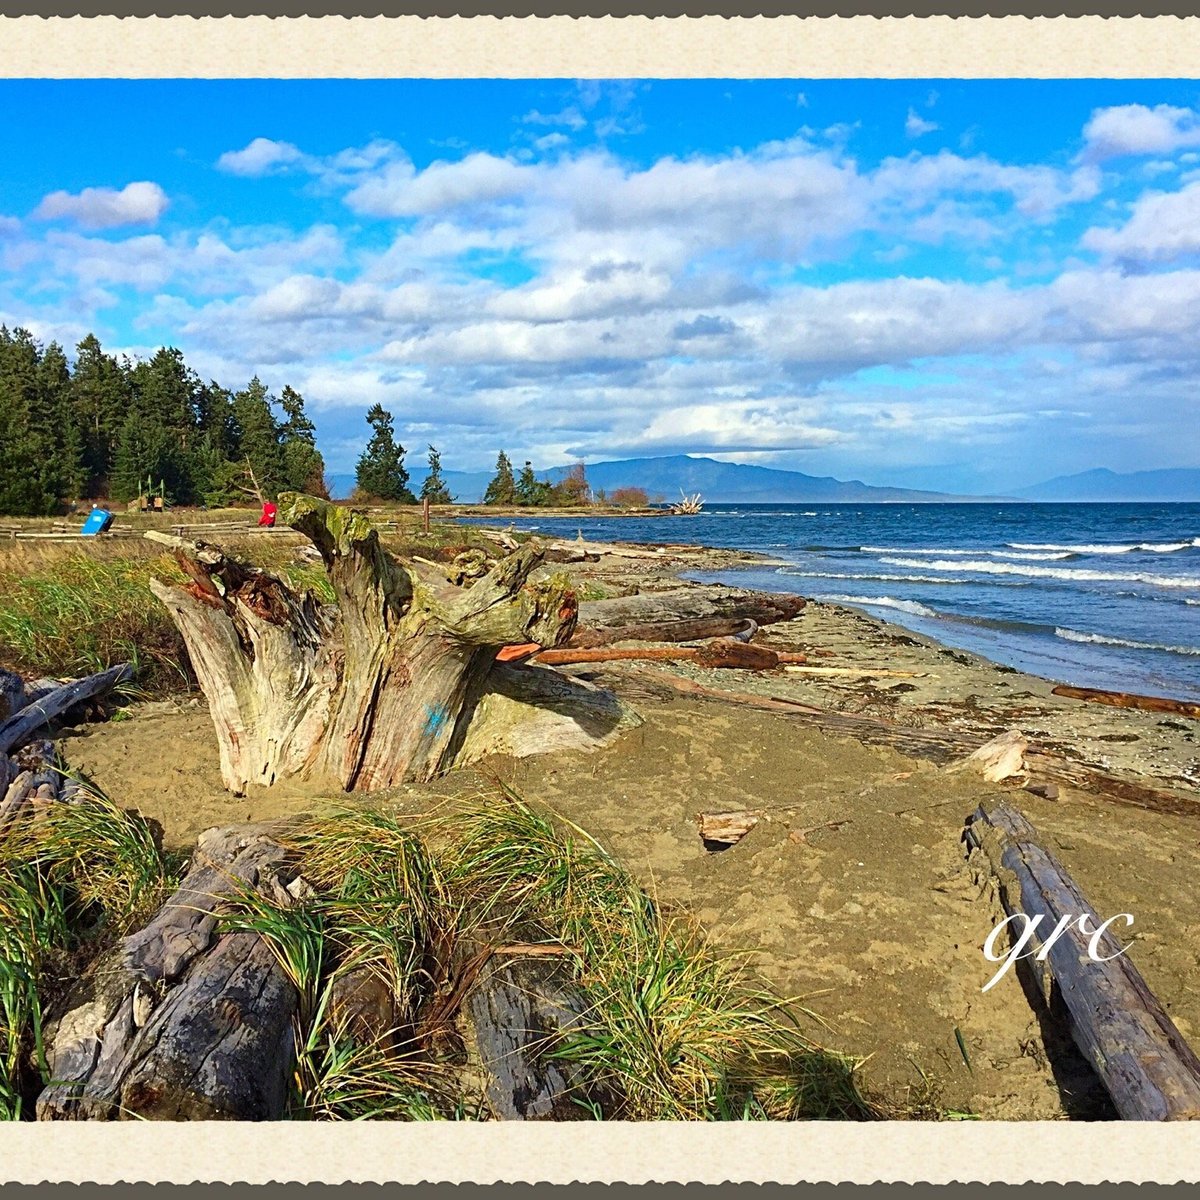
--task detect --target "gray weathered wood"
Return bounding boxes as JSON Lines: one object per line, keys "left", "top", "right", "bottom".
{"left": 0, "top": 665, "right": 132, "bottom": 756}
{"left": 148, "top": 494, "right": 583, "bottom": 794}
{"left": 568, "top": 615, "right": 758, "bottom": 649}
{"left": 0, "top": 668, "right": 25, "bottom": 722}
{"left": 464, "top": 954, "right": 595, "bottom": 1120}
{"left": 37, "top": 823, "right": 299, "bottom": 1121}
{"left": 577, "top": 587, "right": 805, "bottom": 637}
{"left": 456, "top": 663, "right": 640, "bottom": 764}
{"left": 964, "top": 802, "right": 1200, "bottom": 1120}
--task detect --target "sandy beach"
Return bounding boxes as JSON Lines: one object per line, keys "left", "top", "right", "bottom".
{"left": 53, "top": 530, "right": 1200, "bottom": 1120}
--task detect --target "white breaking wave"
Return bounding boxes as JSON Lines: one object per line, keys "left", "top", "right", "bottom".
{"left": 861, "top": 546, "right": 1071, "bottom": 561}
{"left": 815, "top": 594, "right": 939, "bottom": 617}
{"left": 1055, "top": 627, "right": 1200, "bottom": 657}
{"left": 1010, "top": 538, "right": 1200, "bottom": 555}
{"left": 879, "top": 556, "right": 1200, "bottom": 590}
{"left": 777, "top": 568, "right": 976, "bottom": 585}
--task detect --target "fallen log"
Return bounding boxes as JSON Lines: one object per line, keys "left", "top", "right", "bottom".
{"left": 568, "top": 615, "right": 759, "bottom": 649}
{"left": 0, "top": 664, "right": 133, "bottom": 755}
{"left": 533, "top": 643, "right": 802, "bottom": 670}
{"left": 1052, "top": 684, "right": 1200, "bottom": 721}
{"left": 964, "top": 802, "right": 1200, "bottom": 1120}
{"left": 0, "top": 668, "right": 25, "bottom": 721}
{"left": 38, "top": 823, "right": 299, "bottom": 1121}
{"left": 145, "top": 494, "right": 586, "bottom": 794}
{"left": 576, "top": 587, "right": 806, "bottom": 643}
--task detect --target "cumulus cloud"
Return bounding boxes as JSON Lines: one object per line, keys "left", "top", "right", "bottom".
{"left": 32, "top": 182, "right": 168, "bottom": 230}
{"left": 1082, "top": 104, "right": 1200, "bottom": 161}
{"left": 216, "top": 137, "right": 306, "bottom": 176}
{"left": 1082, "top": 179, "right": 1200, "bottom": 263}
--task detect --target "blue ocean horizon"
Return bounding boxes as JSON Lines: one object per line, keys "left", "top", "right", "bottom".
{"left": 461, "top": 502, "right": 1200, "bottom": 702}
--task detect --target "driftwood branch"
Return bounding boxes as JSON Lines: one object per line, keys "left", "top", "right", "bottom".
{"left": 964, "top": 802, "right": 1200, "bottom": 1120}
{"left": 0, "top": 665, "right": 132, "bottom": 756}
{"left": 1052, "top": 684, "right": 1200, "bottom": 721}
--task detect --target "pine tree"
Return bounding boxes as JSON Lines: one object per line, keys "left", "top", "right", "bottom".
{"left": 37, "top": 342, "right": 84, "bottom": 500}
{"left": 483, "top": 450, "right": 517, "bottom": 505}
{"left": 71, "top": 334, "right": 131, "bottom": 496}
{"left": 355, "top": 405, "right": 415, "bottom": 502}
{"left": 0, "top": 327, "right": 58, "bottom": 515}
{"left": 110, "top": 409, "right": 179, "bottom": 503}
{"left": 232, "top": 377, "right": 287, "bottom": 501}
{"left": 515, "top": 460, "right": 551, "bottom": 506}
{"left": 420, "top": 444, "right": 453, "bottom": 505}
{"left": 279, "top": 385, "right": 327, "bottom": 497}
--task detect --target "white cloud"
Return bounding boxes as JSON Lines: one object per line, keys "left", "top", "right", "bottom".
{"left": 32, "top": 182, "right": 168, "bottom": 230}
{"left": 1082, "top": 179, "right": 1200, "bottom": 263}
{"left": 0, "top": 215, "right": 20, "bottom": 238}
{"left": 1082, "top": 104, "right": 1200, "bottom": 161}
{"left": 216, "top": 137, "right": 306, "bottom": 176}
{"left": 905, "top": 109, "right": 939, "bottom": 138}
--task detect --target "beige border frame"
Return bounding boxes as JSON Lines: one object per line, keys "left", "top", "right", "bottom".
{"left": 0, "top": 15, "right": 1198, "bottom": 78}
{"left": 2, "top": 15, "right": 1200, "bottom": 1181}
{"left": 3, "top": 1120, "right": 1200, "bottom": 1182}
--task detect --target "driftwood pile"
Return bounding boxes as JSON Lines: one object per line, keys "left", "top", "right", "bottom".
{"left": 0, "top": 664, "right": 133, "bottom": 830}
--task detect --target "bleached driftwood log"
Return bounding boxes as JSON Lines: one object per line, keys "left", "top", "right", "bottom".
{"left": 0, "top": 664, "right": 133, "bottom": 756}
{"left": 965, "top": 802, "right": 1200, "bottom": 1120}
{"left": 37, "top": 824, "right": 299, "bottom": 1121}
{"left": 574, "top": 587, "right": 805, "bottom": 645}
{"left": 146, "top": 494, "right": 596, "bottom": 794}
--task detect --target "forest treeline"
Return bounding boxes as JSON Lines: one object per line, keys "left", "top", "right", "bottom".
{"left": 0, "top": 325, "right": 655, "bottom": 517}
{"left": 0, "top": 327, "right": 326, "bottom": 516}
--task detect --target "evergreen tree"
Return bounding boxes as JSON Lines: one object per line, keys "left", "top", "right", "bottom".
{"left": 232, "top": 377, "right": 287, "bottom": 501}
{"left": 420, "top": 444, "right": 453, "bottom": 505}
{"left": 37, "top": 342, "right": 84, "bottom": 500}
{"left": 0, "top": 327, "right": 58, "bottom": 515}
{"left": 515, "top": 460, "right": 552, "bottom": 506}
{"left": 355, "top": 405, "right": 415, "bottom": 502}
{"left": 71, "top": 334, "right": 131, "bottom": 496}
{"left": 279, "top": 385, "right": 327, "bottom": 496}
{"left": 110, "top": 408, "right": 181, "bottom": 503}
{"left": 483, "top": 450, "right": 517, "bottom": 505}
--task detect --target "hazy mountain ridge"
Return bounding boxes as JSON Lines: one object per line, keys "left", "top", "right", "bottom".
{"left": 329, "top": 455, "right": 979, "bottom": 503}
{"left": 1015, "top": 467, "right": 1200, "bottom": 502}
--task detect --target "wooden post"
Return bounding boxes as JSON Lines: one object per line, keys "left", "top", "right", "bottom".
{"left": 423, "top": 495, "right": 431, "bottom": 535}
{"left": 965, "top": 802, "right": 1200, "bottom": 1120}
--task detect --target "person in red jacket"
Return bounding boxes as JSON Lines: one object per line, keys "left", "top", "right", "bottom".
{"left": 258, "top": 501, "right": 277, "bottom": 527}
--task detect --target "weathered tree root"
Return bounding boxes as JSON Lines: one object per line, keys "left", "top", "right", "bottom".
{"left": 146, "top": 494, "right": 628, "bottom": 794}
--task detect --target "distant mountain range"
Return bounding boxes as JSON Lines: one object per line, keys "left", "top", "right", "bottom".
{"left": 1013, "top": 467, "right": 1200, "bottom": 502}
{"left": 329, "top": 455, "right": 981, "bottom": 504}
{"left": 326, "top": 457, "right": 1200, "bottom": 505}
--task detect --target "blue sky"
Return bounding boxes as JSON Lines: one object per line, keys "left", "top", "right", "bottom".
{"left": 3, "top": 79, "right": 1200, "bottom": 493}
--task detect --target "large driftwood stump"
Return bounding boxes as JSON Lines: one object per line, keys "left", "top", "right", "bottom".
{"left": 38, "top": 824, "right": 299, "bottom": 1121}
{"left": 147, "top": 494, "right": 589, "bottom": 794}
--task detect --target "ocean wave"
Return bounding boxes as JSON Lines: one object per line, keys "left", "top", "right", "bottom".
{"left": 1055, "top": 627, "right": 1200, "bottom": 657}
{"left": 1009, "top": 538, "right": 1200, "bottom": 555}
{"left": 879, "top": 556, "right": 1200, "bottom": 590}
{"left": 777, "top": 568, "right": 978, "bottom": 585}
{"left": 812, "top": 594, "right": 939, "bottom": 617}
{"left": 862, "top": 546, "right": 1072, "bottom": 561}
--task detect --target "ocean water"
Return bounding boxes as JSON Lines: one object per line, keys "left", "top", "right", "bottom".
{"left": 461, "top": 503, "right": 1200, "bottom": 702}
